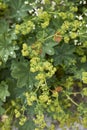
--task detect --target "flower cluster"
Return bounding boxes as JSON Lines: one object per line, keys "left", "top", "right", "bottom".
{"left": 15, "top": 20, "right": 35, "bottom": 35}
{"left": 21, "top": 43, "right": 29, "bottom": 56}
{"left": 33, "top": 113, "right": 46, "bottom": 130}
{"left": 58, "top": 19, "right": 82, "bottom": 43}
{"left": 30, "top": 58, "right": 56, "bottom": 85}
{"left": 25, "top": 92, "right": 37, "bottom": 106}
{"left": 21, "top": 42, "right": 42, "bottom": 57}
{"left": 19, "top": 116, "right": 27, "bottom": 126}
{"left": 82, "top": 72, "right": 87, "bottom": 84}
{"left": 38, "top": 11, "right": 50, "bottom": 28}
{"left": 14, "top": 108, "right": 26, "bottom": 126}
{"left": 39, "top": 92, "right": 51, "bottom": 104}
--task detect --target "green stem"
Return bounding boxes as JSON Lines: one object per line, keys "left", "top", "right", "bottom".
{"left": 5, "top": 106, "right": 12, "bottom": 114}
{"left": 70, "top": 92, "right": 81, "bottom": 95}
{"left": 66, "top": 94, "right": 79, "bottom": 106}
{"left": 79, "top": 32, "right": 87, "bottom": 35}
{"left": 35, "top": 85, "right": 40, "bottom": 93}
{"left": 42, "top": 34, "right": 54, "bottom": 42}
{"left": 80, "top": 35, "right": 87, "bottom": 38}
{"left": 39, "top": 31, "right": 87, "bottom": 43}
{"left": 49, "top": 11, "right": 59, "bottom": 14}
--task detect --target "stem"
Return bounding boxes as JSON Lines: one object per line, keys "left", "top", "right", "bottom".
{"left": 79, "top": 35, "right": 87, "bottom": 38}
{"left": 66, "top": 94, "right": 79, "bottom": 106}
{"left": 39, "top": 31, "right": 87, "bottom": 43}
{"left": 78, "top": 32, "right": 87, "bottom": 35}
{"left": 35, "top": 85, "right": 40, "bottom": 93}
{"left": 42, "top": 32, "right": 87, "bottom": 42}
{"left": 42, "top": 34, "right": 54, "bottom": 42}
{"left": 77, "top": 32, "right": 87, "bottom": 38}
{"left": 70, "top": 92, "right": 81, "bottom": 95}
{"left": 5, "top": 106, "right": 12, "bottom": 114}
{"left": 49, "top": 12, "right": 59, "bottom": 14}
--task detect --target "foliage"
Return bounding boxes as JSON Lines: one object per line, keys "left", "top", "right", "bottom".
{"left": 0, "top": 0, "right": 87, "bottom": 130}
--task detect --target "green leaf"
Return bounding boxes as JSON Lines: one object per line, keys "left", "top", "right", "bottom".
{"left": 0, "top": 35, "right": 19, "bottom": 62}
{"left": 74, "top": 62, "right": 87, "bottom": 80}
{"left": 6, "top": 78, "right": 27, "bottom": 98}
{"left": 74, "top": 68, "right": 84, "bottom": 80}
{"left": 0, "top": 81, "right": 10, "bottom": 102}
{"left": 0, "top": 101, "right": 5, "bottom": 115}
{"left": 9, "top": 0, "right": 33, "bottom": 20}
{"left": 0, "top": 20, "right": 9, "bottom": 34}
{"left": 11, "top": 60, "right": 35, "bottom": 88}
{"left": 43, "top": 45, "right": 55, "bottom": 55}
{"left": 36, "top": 30, "right": 48, "bottom": 41}
{"left": 41, "top": 40, "right": 58, "bottom": 56}
{"left": 0, "top": 106, "right": 5, "bottom": 115}
{"left": 27, "top": 103, "right": 36, "bottom": 117}
{"left": 18, "top": 120, "right": 35, "bottom": 130}
{"left": 53, "top": 44, "right": 75, "bottom": 66}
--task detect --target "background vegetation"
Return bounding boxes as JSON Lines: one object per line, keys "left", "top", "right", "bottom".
{"left": 0, "top": 0, "right": 87, "bottom": 129}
